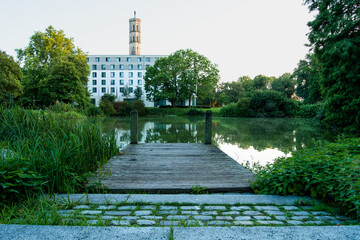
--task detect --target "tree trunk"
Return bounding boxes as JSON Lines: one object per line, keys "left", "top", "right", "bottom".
{"left": 189, "top": 96, "right": 191, "bottom": 107}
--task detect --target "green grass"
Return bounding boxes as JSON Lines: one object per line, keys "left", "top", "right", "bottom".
{"left": 0, "top": 107, "right": 118, "bottom": 203}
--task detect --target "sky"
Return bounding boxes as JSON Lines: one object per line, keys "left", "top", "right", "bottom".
{"left": 0, "top": 0, "right": 315, "bottom": 83}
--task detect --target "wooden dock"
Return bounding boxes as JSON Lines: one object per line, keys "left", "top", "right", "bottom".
{"left": 89, "top": 143, "right": 254, "bottom": 193}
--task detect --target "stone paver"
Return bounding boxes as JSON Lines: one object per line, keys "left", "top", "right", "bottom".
{"left": 74, "top": 205, "right": 91, "bottom": 210}
{"left": 234, "top": 221, "right": 254, "bottom": 225}
{"left": 242, "top": 211, "right": 262, "bottom": 216}
{"left": 255, "top": 206, "right": 279, "bottom": 211}
{"left": 134, "top": 210, "right": 152, "bottom": 216}
{"left": 137, "top": 220, "right": 156, "bottom": 226}
{"left": 52, "top": 194, "right": 357, "bottom": 228}
{"left": 97, "top": 205, "right": 117, "bottom": 210}
{"left": 110, "top": 220, "right": 130, "bottom": 226}
{"left": 104, "top": 211, "right": 131, "bottom": 216}
{"left": 231, "top": 206, "right": 251, "bottom": 211}
{"left": 204, "top": 206, "right": 227, "bottom": 211}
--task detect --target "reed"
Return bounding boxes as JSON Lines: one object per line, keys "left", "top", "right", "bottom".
{"left": 0, "top": 107, "right": 118, "bottom": 202}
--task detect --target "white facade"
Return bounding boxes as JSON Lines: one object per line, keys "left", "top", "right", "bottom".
{"left": 86, "top": 55, "right": 166, "bottom": 107}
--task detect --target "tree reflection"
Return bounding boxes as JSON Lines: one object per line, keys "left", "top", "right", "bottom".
{"left": 102, "top": 117, "right": 326, "bottom": 154}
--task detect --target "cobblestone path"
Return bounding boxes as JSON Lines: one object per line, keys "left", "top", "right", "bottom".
{"left": 57, "top": 202, "right": 355, "bottom": 227}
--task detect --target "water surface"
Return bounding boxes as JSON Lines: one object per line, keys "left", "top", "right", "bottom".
{"left": 102, "top": 116, "right": 326, "bottom": 166}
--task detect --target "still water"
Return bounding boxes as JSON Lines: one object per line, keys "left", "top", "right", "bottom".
{"left": 102, "top": 116, "right": 326, "bottom": 166}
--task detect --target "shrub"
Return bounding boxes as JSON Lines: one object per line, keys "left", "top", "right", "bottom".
{"left": 85, "top": 105, "right": 103, "bottom": 117}
{"left": 220, "top": 102, "right": 238, "bottom": 117}
{"left": 250, "top": 90, "right": 299, "bottom": 117}
{"left": 251, "top": 137, "right": 360, "bottom": 218}
{"left": 100, "top": 100, "right": 116, "bottom": 116}
{"left": 296, "top": 103, "right": 323, "bottom": 118}
{"left": 131, "top": 100, "right": 146, "bottom": 116}
{"left": 113, "top": 101, "right": 132, "bottom": 116}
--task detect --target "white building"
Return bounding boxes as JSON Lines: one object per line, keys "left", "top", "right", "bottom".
{"left": 86, "top": 12, "right": 167, "bottom": 107}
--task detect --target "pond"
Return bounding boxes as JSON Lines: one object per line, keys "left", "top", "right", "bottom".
{"left": 101, "top": 116, "right": 328, "bottom": 166}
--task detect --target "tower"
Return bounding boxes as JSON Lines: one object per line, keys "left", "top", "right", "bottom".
{"left": 129, "top": 11, "right": 141, "bottom": 55}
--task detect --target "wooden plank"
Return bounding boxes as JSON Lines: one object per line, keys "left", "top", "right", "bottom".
{"left": 89, "top": 143, "right": 255, "bottom": 193}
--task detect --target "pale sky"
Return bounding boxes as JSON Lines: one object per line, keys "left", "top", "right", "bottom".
{"left": 0, "top": 0, "right": 315, "bottom": 82}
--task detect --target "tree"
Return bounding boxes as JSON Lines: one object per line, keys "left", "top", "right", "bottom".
{"left": 134, "top": 86, "right": 143, "bottom": 100}
{"left": 271, "top": 73, "right": 296, "bottom": 98}
{"left": 253, "top": 75, "right": 272, "bottom": 91}
{"left": 293, "top": 53, "right": 322, "bottom": 103}
{"left": 0, "top": 50, "right": 23, "bottom": 104}
{"left": 304, "top": 0, "right": 360, "bottom": 131}
{"left": 145, "top": 49, "right": 219, "bottom": 107}
{"left": 123, "top": 85, "right": 131, "bottom": 98}
{"left": 16, "top": 26, "right": 90, "bottom": 106}
{"left": 38, "top": 56, "right": 90, "bottom": 106}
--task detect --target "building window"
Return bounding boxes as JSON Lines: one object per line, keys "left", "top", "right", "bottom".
{"left": 137, "top": 72, "right": 142, "bottom": 78}
{"left": 138, "top": 79, "right": 142, "bottom": 85}
{"left": 102, "top": 80, "right": 106, "bottom": 85}
{"left": 137, "top": 87, "right": 142, "bottom": 92}
{"left": 111, "top": 87, "right": 115, "bottom": 93}
{"left": 110, "top": 64, "right": 115, "bottom": 70}
{"left": 116, "top": 57, "right": 121, "bottom": 62}
{"left": 92, "top": 65, "right": 97, "bottom": 70}
{"left": 110, "top": 72, "right": 115, "bottom": 78}
{"left": 119, "top": 64, "right": 124, "bottom": 69}
{"left": 101, "top": 65, "right": 106, "bottom": 70}
{"left": 86, "top": 57, "right": 89, "bottom": 62}
{"left": 155, "top": 57, "right": 159, "bottom": 60}
{"left": 120, "top": 87, "right": 124, "bottom": 93}
{"left": 129, "top": 80, "right": 133, "bottom": 85}
{"left": 146, "top": 57, "right": 150, "bottom": 62}
{"left": 92, "top": 72, "right": 97, "bottom": 77}
{"left": 119, "top": 80, "right": 124, "bottom": 85}
{"left": 129, "top": 64, "right": 133, "bottom": 70}
{"left": 146, "top": 64, "right": 150, "bottom": 68}
{"left": 92, "top": 88, "right": 97, "bottom": 93}
{"left": 101, "top": 72, "right": 106, "bottom": 77}
{"left": 92, "top": 80, "right": 97, "bottom": 85}
{"left": 127, "top": 57, "right": 131, "bottom": 62}
{"left": 95, "top": 57, "right": 100, "bottom": 62}
{"left": 129, "top": 72, "right": 133, "bottom": 77}
{"left": 101, "top": 87, "right": 106, "bottom": 93}
{"left": 106, "top": 57, "right": 110, "bottom": 62}
{"left": 137, "top": 57, "right": 142, "bottom": 62}
{"left": 129, "top": 87, "right": 133, "bottom": 93}
{"left": 111, "top": 80, "right": 115, "bottom": 85}
{"left": 119, "top": 72, "right": 124, "bottom": 77}
{"left": 138, "top": 64, "right": 142, "bottom": 70}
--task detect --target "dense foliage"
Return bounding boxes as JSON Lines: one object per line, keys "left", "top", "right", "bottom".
{"left": 251, "top": 138, "right": 360, "bottom": 218}
{"left": 145, "top": 49, "right": 219, "bottom": 107}
{"left": 0, "top": 107, "right": 118, "bottom": 203}
{"left": 0, "top": 50, "right": 23, "bottom": 105}
{"left": 304, "top": 0, "right": 360, "bottom": 132}
{"left": 17, "top": 26, "right": 90, "bottom": 107}
{"left": 99, "top": 94, "right": 146, "bottom": 116}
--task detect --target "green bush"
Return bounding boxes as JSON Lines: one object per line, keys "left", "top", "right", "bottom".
{"left": 131, "top": 100, "right": 146, "bottom": 116}
{"left": 220, "top": 102, "right": 238, "bottom": 117}
{"left": 113, "top": 101, "right": 132, "bottom": 116}
{"left": 251, "top": 137, "right": 360, "bottom": 218}
{"left": 250, "top": 90, "right": 299, "bottom": 117}
{"left": 297, "top": 103, "right": 323, "bottom": 118}
{"left": 85, "top": 105, "right": 103, "bottom": 117}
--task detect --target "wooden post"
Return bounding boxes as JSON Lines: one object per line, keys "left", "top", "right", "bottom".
{"left": 205, "top": 110, "right": 212, "bottom": 144}
{"left": 130, "top": 110, "right": 138, "bottom": 144}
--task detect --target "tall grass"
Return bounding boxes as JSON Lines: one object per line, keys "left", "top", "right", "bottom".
{"left": 0, "top": 107, "right": 118, "bottom": 202}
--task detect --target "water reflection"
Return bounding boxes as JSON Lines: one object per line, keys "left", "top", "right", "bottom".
{"left": 102, "top": 116, "right": 326, "bottom": 165}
